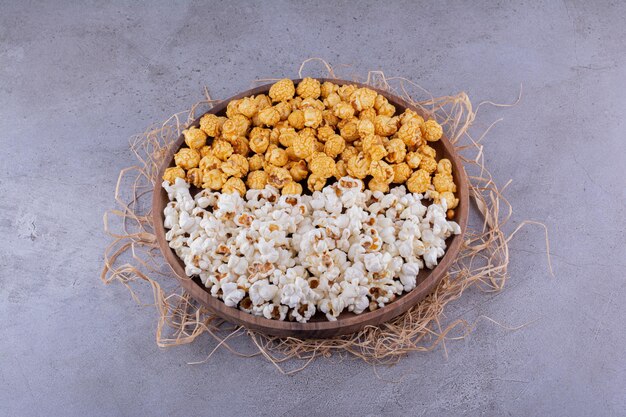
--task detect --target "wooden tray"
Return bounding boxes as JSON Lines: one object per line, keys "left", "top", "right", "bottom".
{"left": 152, "top": 79, "right": 469, "bottom": 338}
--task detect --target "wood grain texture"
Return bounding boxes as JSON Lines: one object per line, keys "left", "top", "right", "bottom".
{"left": 152, "top": 79, "right": 469, "bottom": 338}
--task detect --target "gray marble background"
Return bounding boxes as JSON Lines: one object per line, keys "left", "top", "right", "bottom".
{"left": 1, "top": 1, "right": 624, "bottom": 416}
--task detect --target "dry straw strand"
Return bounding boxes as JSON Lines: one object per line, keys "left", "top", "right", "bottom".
{"left": 101, "top": 61, "right": 552, "bottom": 372}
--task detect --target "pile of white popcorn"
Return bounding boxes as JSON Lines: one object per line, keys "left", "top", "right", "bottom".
{"left": 162, "top": 176, "right": 460, "bottom": 322}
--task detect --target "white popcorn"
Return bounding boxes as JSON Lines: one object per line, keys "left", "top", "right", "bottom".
{"left": 163, "top": 177, "right": 461, "bottom": 323}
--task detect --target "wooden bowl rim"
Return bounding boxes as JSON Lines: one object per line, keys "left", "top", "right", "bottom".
{"left": 151, "top": 78, "right": 469, "bottom": 338}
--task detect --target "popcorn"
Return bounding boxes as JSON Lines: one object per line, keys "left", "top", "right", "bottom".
{"left": 222, "top": 177, "right": 246, "bottom": 196}
{"left": 350, "top": 87, "right": 377, "bottom": 111}
{"left": 222, "top": 154, "right": 249, "bottom": 178}
{"left": 212, "top": 139, "right": 234, "bottom": 161}
{"left": 292, "top": 133, "right": 316, "bottom": 159}
{"left": 392, "top": 162, "right": 412, "bottom": 184}
{"left": 163, "top": 81, "right": 462, "bottom": 322}
{"left": 174, "top": 148, "right": 201, "bottom": 170}
{"left": 199, "top": 114, "right": 225, "bottom": 137}
{"left": 163, "top": 166, "right": 186, "bottom": 184}
{"left": 269, "top": 78, "right": 295, "bottom": 102}
{"left": 282, "top": 181, "right": 303, "bottom": 195}
{"left": 287, "top": 109, "right": 305, "bottom": 129}
{"left": 296, "top": 77, "right": 321, "bottom": 99}
{"left": 186, "top": 167, "right": 203, "bottom": 187}
{"left": 323, "top": 134, "right": 346, "bottom": 159}
{"left": 258, "top": 106, "right": 281, "bottom": 126}
{"left": 334, "top": 101, "right": 355, "bottom": 120}
{"left": 308, "top": 154, "right": 336, "bottom": 179}
{"left": 374, "top": 115, "right": 398, "bottom": 137}
{"left": 406, "top": 169, "right": 431, "bottom": 194}
{"left": 202, "top": 169, "right": 225, "bottom": 190}
{"left": 421, "top": 119, "right": 443, "bottom": 142}
{"left": 183, "top": 127, "right": 207, "bottom": 149}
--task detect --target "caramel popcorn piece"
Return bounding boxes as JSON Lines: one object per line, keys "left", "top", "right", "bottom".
{"left": 237, "top": 97, "right": 258, "bottom": 118}
{"left": 368, "top": 177, "right": 390, "bottom": 193}
{"left": 300, "top": 97, "right": 325, "bottom": 110}
{"left": 274, "top": 101, "right": 292, "bottom": 121}
{"left": 246, "top": 170, "right": 269, "bottom": 189}
{"left": 405, "top": 151, "right": 422, "bottom": 169}
{"left": 322, "top": 109, "right": 340, "bottom": 127}
{"left": 199, "top": 154, "right": 221, "bottom": 172}
{"left": 340, "top": 145, "right": 358, "bottom": 162}
{"left": 296, "top": 77, "right": 321, "bottom": 99}
{"left": 222, "top": 154, "right": 249, "bottom": 178}
{"left": 258, "top": 106, "right": 281, "bottom": 127}
{"left": 307, "top": 174, "right": 326, "bottom": 191}
{"left": 289, "top": 160, "right": 308, "bottom": 181}
{"left": 346, "top": 152, "right": 371, "bottom": 179}
{"left": 392, "top": 162, "right": 412, "bottom": 184}
{"left": 183, "top": 127, "right": 207, "bottom": 149}
{"left": 396, "top": 120, "right": 423, "bottom": 148}
{"left": 373, "top": 94, "right": 388, "bottom": 111}
{"left": 399, "top": 109, "right": 424, "bottom": 126}
{"left": 212, "top": 139, "right": 234, "bottom": 161}
{"left": 267, "top": 167, "right": 292, "bottom": 189}
{"left": 163, "top": 166, "right": 185, "bottom": 184}
{"left": 269, "top": 79, "right": 295, "bottom": 102}
{"left": 222, "top": 177, "right": 246, "bottom": 196}
{"left": 421, "top": 119, "right": 443, "bottom": 142}
{"left": 265, "top": 145, "right": 289, "bottom": 167}
{"left": 339, "top": 118, "right": 359, "bottom": 142}
{"left": 288, "top": 109, "right": 305, "bottom": 129}
{"left": 368, "top": 160, "right": 394, "bottom": 184}
{"left": 248, "top": 154, "right": 264, "bottom": 171}
{"left": 377, "top": 102, "right": 396, "bottom": 117}
{"left": 362, "top": 135, "right": 388, "bottom": 161}
{"left": 303, "top": 107, "right": 323, "bottom": 128}
{"left": 406, "top": 169, "right": 431, "bottom": 193}
{"left": 278, "top": 128, "right": 298, "bottom": 148}
{"left": 334, "top": 160, "right": 348, "bottom": 179}
{"left": 292, "top": 133, "right": 316, "bottom": 159}
{"left": 350, "top": 87, "right": 377, "bottom": 111}
{"left": 174, "top": 148, "right": 201, "bottom": 170}
{"left": 359, "top": 108, "right": 377, "bottom": 122}
{"left": 357, "top": 119, "right": 375, "bottom": 138}
{"left": 384, "top": 138, "right": 407, "bottom": 164}
{"left": 254, "top": 94, "right": 272, "bottom": 110}
{"left": 337, "top": 84, "right": 356, "bottom": 101}
{"left": 374, "top": 115, "right": 398, "bottom": 137}
{"left": 324, "top": 92, "right": 341, "bottom": 108}
{"left": 199, "top": 114, "right": 225, "bottom": 137}
{"left": 324, "top": 134, "right": 346, "bottom": 159}
{"left": 231, "top": 136, "right": 250, "bottom": 156}
{"left": 202, "top": 169, "right": 225, "bottom": 190}
{"left": 334, "top": 101, "right": 355, "bottom": 120}
{"left": 282, "top": 181, "right": 303, "bottom": 195}
{"left": 226, "top": 99, "right": 242, "bottom": 118}
{"left": 185, "top": 167, "right": 203, "bottom": 187}
{"left": 199, "top": 145, "right": 212, "bottom": 158}
{"left": 320, "top": 81, "right": 338, "bottom": 98}
{"left": 419, "top": 156, "right": 437, "bottom": 173}
{"left": 309, "top": 154, "right": 336, "bottom": 179}
{"left": 249, "top": 130, "right": 270, "bottom": 154}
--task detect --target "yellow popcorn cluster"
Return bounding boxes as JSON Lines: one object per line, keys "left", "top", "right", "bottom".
{"left": 164, "top": 78, "right": 458, "bottom": 215}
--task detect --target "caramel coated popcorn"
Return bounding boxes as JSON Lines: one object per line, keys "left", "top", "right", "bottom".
{"left": 422, "top": 119, "right": 443, "bottom": 142}
{"left": 406, "top": 169, "right": 431, "bottom": 193}
{"left": 163, "top": 166, "right": 185, "bottom": 184}
{"left": 222, "top": 177, "right": 246, "bottom": 196}
{"left": 296, "top": 77, "right": 321, "bottom": 99}
{"left": 269, "top": 79, "right": 295, "bottom": 102}
{"left": 183, "top": 127, "right": 207, "bottom": 149}
{"left": 168, "top": 79, "right": 456, "bottom": 203}
{"left": 174, "top": 148, "right": 200, "bottom": 170}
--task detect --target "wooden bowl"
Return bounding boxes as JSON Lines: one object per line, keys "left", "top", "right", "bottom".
{"left": 152, "top": 79, "right": 469, "bottom": 338}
